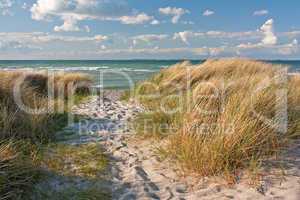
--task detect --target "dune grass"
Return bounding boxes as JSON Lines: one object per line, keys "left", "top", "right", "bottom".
{"left": 130, "top": 59, "right": 300, "bottom": 180}
{"left": 40, "top": 143, "right": 108, "bottom": 178}
{"left": 30, "top": 143, "right": 110, "bottom": 199}
{"left": 33, "top": 186, "right": 111, "bottom": 200}
{"left": 0, "top": 140, "right": 41, "bottom": 199}
{"left": 0, "top": 70, "right": 93, "bottom": 199}
{"left": 0, "top": 71, "right": 92, "bottom": 141}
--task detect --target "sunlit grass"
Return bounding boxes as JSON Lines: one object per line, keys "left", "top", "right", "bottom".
{"left": 0, "top": 70, "right": 93, "bottom": 198}
{"left": 131, "top": 59, "right": 300, "bottom": 181}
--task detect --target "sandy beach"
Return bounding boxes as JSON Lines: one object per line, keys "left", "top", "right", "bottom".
{"left": 2, "top": 1, "right": 300, "bottom": 198}
{"left": 31, "top": 90, "right": 300, "bottom": 200}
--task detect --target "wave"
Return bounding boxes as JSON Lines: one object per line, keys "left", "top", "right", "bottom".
{"left": 0, "top": 65, "right": 163, "bottom": 73}
{"left": 159, "top": 65, "right": 170, "bottom": 68}
{"left": 92, "top": 84, "right": 103, "bottom": 88}
{"left": 62, "top": 66, "right": 110, "bottom": 71}
{"left": 289, "top": 72, "right": 300, "bottom": 76}
{"left": 118, "top": 68, "right": 156, "bottom": 72}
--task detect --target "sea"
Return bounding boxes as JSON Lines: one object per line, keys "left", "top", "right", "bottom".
{"left": 0, "top": 60, "right": 299, "bottom": 89}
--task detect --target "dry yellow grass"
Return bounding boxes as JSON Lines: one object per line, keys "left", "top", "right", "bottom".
{"left": 132, "top": 59, "right": 300, "bottom": 180}
{"left": 0, "top": 70, "right": 92, "bottom": 198}
{"left": 54, "top": 72, "right": 92, "bottom": 98}
{"left": 0, "top": 70, "right": 92, "bottom": 140}
{"left": 0, "top": 141, "right": 41, "bottom": 199}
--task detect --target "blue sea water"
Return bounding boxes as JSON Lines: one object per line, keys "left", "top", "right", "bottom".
{"left": 0, "top": 60, "right": 299, "bottom": 89}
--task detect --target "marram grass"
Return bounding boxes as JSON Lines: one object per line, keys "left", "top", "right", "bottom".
{"left": 0, "top": 70, "right": 93, "bottom": 198}
{"left": 131, "top": 59, "right": 300, "bottom": 180}
{"left": 0, "top": 140, "right": 41, "bottom": 199}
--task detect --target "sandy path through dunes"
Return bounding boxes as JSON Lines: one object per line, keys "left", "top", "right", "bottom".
{"left": 34, "top": 92, "right": 300, "bottom": 200}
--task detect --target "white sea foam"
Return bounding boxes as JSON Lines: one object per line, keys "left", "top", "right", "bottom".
{"left": 92, "top": 84, "right": 103, "bottom": 88}
{"left": 160, "top": 65, "right": 170, "bottom": 68}
{"left": 288, "top": 72, "right": 300, "bottom": 76}
{"left": 118, "top": 68, "right": 156, "bottom": 72}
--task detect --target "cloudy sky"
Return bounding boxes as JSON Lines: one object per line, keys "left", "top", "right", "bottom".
{"left": 0, "top": 0, "right": 300, "bottom": 60}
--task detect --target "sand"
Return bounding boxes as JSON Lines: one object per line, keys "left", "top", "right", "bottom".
{"left": 32, "top": 91, "right": 300, "bottom": 199}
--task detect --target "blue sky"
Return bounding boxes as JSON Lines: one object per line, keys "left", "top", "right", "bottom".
{"left": 0, "top": 0, "right": 300, "bottom": 59}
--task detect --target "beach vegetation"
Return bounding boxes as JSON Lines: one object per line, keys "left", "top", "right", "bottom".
{"left": 131, "top": 59, "right": 300, "bottom": 180}
{"left": 0, "top": 70, "right": 93, "bottom": 198}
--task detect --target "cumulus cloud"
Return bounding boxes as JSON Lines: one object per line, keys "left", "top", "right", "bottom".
{"left": 253, "top": 9, "right": 269, "bottom": 16}
{"left": 54, "top": 17, "right": 80, "bottom": 32}
{"left": 159, "top": 7, "right": 189, "bottom": 24}
{"left": 30, "top": 0, "right": 153, "bottom": 31}
{"left": 260, "top": 19, "right": 277, "bottom": 45}
{"left": 0, "top": 0, "right": 14, "bottom": 16}
{"left": 203, "top": 9, "right": 214, "bottom": 16}
{"left": 237, "top": 19, "right": 278, "bottom": 49}
{"left": 31, "top": 0, "right": 131, "bottom": 21}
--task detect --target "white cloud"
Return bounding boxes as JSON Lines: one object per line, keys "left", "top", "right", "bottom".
{"left": 237, "top": 19, "right": 278, "bottom": 49}
{"left": 0, "top": 0, "right": 14, "bottom": 16}
{"left": 31, "top": 0, "right": 130, "bottom": 21}
{"left": 277, "top": 39, "right": 298, "bottom": 55}
{"left": 203, "top": 9, "right": 214, "bottom": 16}
{"left": 205, "top": 31, "right": 257, "bottom": 38}
{"left": 260, "top": 19, "right": 277, "bottom": 45}
{"left": 237, "top": 38, "right": 299, "bottom": 57}
{"left": 281, "top": 31, "right": 300, "bottom": 38}
{"left": 173, "top": 31, "right": 202, "bottom": 44}
{"left": 94, "top": 46, "right": 233, "bottom": 58}
{"left": 150, "top": 19, "right": 160, "bottom": 25}
{"left": 54, "top": 17, "right": 80, "bottom": 32}
{"left": 94, "top": 35, "right": 108, "bottom": 42}
{"left": 173, "top": 30, "right": 259, "bottom": 44}
{"left": 0, "top": 32, "right": 109, "bottom": 44}
{"left": 21, "top": 2, "right": 28, "bottom": 10}
{"left": 253, "top": 9, "right": 269, "bottom": 16}
{"left": 119, "top": 13, "right": 153, "bottom": 24}
{"left": 84, "top": 25, "right": 90, "bottom": 33}
{"left": 132, "top": 34, "right": 168, "bottom": 45}
{"left": 0, "top": 40, "right": 41, "bottom": 51}
{"left": 30, "top": 0, "right": 153, "bottom": 31}
{"left": 159, "top": 7, "right": 189, "bottom": 24}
